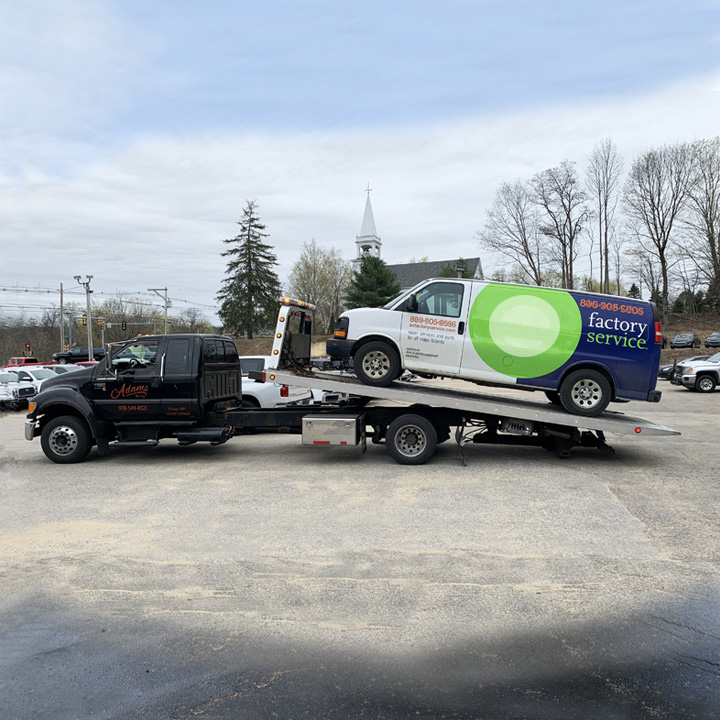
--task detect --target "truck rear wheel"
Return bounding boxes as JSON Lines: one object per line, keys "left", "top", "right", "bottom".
{"left": 559, "top": 369, "right": 611, "bottom": 417}
{"left": 41, "top": 415, "right": 92, "bottom": 464}
{"left": 354, "top": 341, "right": 400, "bottom": 387}
{"left": 386, "top": 414, "right": 437, "bottom": 465}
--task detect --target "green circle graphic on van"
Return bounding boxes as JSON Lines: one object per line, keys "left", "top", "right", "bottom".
{"left": 469, "top": 285, "right": 582, "bottom": 378}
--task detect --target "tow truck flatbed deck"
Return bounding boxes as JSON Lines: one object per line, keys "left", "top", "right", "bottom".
{"left": 257, "top": 368, "right": 680, "bottom": 438}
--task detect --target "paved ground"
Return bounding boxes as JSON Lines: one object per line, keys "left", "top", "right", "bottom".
{"left": 1, "top": 382, "right": 719, "bottom": 719}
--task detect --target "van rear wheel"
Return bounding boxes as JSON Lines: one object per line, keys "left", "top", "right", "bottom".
{"left": 354, "top": 342, "right": 400, "bottom": 387}
{"left": 559, "top": 369, "right": 611, "bottom": 417}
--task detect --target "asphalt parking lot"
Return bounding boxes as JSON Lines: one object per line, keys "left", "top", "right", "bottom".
{"left": 1, "top": 382, "right": 719, "bottom": 719}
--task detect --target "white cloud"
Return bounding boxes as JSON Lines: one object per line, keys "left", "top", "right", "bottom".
{"left": 2, "top": 71, "right": 720, "bottom": 318}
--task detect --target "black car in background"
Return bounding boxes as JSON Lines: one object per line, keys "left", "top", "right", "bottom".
{"left": 670, "top": 333, "right": 701, "bottom": 349}
{"left": 51, "top": 346, "right": 106, "bottom": 364}
{"left": 704, "top": 332, "right": 720, "bottom": 348}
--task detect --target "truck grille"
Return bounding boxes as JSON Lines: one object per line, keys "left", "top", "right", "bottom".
{"left": 17, "top": 387, "right": 36, "bottom": 399}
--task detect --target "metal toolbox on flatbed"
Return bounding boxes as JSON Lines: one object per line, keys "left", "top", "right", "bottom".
{"left": 301, "top": 414, "right": 366, "bottom": 448}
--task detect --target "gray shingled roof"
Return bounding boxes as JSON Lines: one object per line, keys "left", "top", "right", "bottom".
{"left": 387, "top": 257, "right": 483, "bottom": 289}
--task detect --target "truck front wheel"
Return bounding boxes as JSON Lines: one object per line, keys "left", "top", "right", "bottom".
{"left": 354, "top": 342, "right": 400, "bottom": 387}
{"left": 559, "top": 369, "right": 611, "bottom": 417}
{"left": 41, "top": 415, "right": 92, "bottom": 464}
{"left": 695, "top": 375, "right": 716, "bottom": 393}
{"left": 386, "top": 414, "right": 437, "bottom": 465}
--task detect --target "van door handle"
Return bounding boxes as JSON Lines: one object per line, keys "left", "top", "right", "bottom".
{"left": 458, "top": 321, "right": 465, "bottom": 335}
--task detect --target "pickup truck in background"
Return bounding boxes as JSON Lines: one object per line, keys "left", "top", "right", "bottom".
{"left": 51, "top": 347, "right": 107, "bottom": 364}
{"left": 3, "top": 357, "right": 43, "bottom": 369}
{"left": 671, "top": 352, "right": 720, "bottom": 393}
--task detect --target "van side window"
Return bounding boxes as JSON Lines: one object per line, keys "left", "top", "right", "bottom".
{"left": 415, "top": 282, "right": 464, "bottom": 318}
{"left": 165, "top": 338, "right": 191, "bottom": 374}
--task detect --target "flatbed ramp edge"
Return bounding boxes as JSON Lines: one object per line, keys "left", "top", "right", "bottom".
{"left": 263, "top": 368, "right": 680, "bottom": 439}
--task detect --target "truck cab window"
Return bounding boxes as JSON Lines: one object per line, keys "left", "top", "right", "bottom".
{"left": 113, "top": 341, "right": 159, "bottom": 375}
{"left": 165, "top": 338, "right": 192, "bottom": 374}
{"left": 415, "top": 282, "right": 464, "bottom": 318}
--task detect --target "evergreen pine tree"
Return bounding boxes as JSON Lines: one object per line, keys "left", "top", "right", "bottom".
{"left": 216, "top": 200, "right": 282, "bottom": 338}
{"left": 627, "top": 283, "right": 641, "bottom": 299}
{"left": 345, "top": 256, "right": 401, "bottom": 308}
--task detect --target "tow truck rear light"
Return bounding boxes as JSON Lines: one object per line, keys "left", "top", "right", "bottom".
{"left": 655, "top": 322, "right": 663, "bottom": 344}
{"left": 280, "top": 385, "right": 289, "bottom": 398}
{"left": 280, "top": 296, "right": 316, "bottom": 310}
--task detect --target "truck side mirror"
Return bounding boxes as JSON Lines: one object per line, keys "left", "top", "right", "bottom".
{"left": 406, "top": 295, "right": 418, "bottom": 312}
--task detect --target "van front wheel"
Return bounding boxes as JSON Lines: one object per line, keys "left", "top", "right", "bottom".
{"left": 559, "top": 370, "right": 611, "bottom": 417}
{"left": 354, "top": 342, "right": 400, "bottom": 387}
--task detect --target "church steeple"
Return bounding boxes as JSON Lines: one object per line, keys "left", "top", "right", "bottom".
{"left": 354, "top": 184, "right": 382, "bottom": 267}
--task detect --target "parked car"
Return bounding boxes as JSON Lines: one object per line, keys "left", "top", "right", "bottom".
{"left": 659, "top": 355, "right": 709, "bottom": 380}
{"left": 0, "top": 371, "right": 38, "bottom": 410}
{"left": 670, "top": 333, "right": 701, "bottom": 349}
{"left": 40, "top": 364, "right": 86, "bottom": 375}
{"left": 704, "top": 332, "right": 720, "bottom": 348}
{"left": 3, "top": 356, "right": 43, "bottom": 369}
{"left": 51, "top": 346, "right": 106, "bottom": 364}
{"left": 239, "top": 356, "right": 314, "bottom": 408}
{"left": 4, "top": 367, "right": 58, "bottom": 394}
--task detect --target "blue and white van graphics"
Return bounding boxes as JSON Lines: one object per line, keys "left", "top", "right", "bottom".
{"left": 327, "top": 278, "right": 663, "bottom": 417}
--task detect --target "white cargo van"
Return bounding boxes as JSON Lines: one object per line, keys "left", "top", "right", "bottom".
{"left": 327, "top": 278, "right": 663, "bottom": 416}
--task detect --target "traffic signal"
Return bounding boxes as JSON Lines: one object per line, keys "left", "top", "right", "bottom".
{"left": 122, "top": 321, "right": 127, "bottom": 331}
{"left": 98, "top": 318, "right": 105, "bottom": 328}
{"left": 81, "top": 314, "right": 87, "bottom": 326}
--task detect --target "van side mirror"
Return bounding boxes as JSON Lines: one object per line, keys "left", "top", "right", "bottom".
{"left": 406, "top": 295, "right": 418, "bottom": 312}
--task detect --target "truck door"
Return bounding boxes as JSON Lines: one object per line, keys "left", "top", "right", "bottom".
{"left": 92, "top": 338, "right": 164, "bottom": 421}
{"left": 399, "top": 280, "right": 469, "bottom": 376}
{"left": 161, "top": 337, "right": 199, "bottom": 420}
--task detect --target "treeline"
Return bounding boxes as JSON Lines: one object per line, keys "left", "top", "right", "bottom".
{"left": 477, "top": 137, "right": 720, "bottom": 324}
{"left": 0, "top": 296, "right": 214, "bottom": 363}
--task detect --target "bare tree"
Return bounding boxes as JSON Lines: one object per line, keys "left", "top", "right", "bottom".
{"left": 586, "top": 139, "right": 624, "bottom": 293}
{"left": 477, "top": 180, "right": 544, "bottom": 285}
{"left": 623, "top": 143, "right": 693, "bottom": 324}
{"left": 288, "top": 239, "right": 352, "bottom": 334}
{"left": 532, "top": 160, "right": 588, "bottom": 289}
{"left": 684, "top": 137, "right": 720, "bottom": 296}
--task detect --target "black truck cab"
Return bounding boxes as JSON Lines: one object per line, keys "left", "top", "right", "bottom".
{"left": 26, "top": 334, "right": 242, "bottom": 463}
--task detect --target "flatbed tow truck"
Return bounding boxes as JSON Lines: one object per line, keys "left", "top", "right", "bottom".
{"left": 24, "top": 298, "right": 679, "bottom": 464}
{"left": 231, "top": 298, "right": 680, "bottom": 465}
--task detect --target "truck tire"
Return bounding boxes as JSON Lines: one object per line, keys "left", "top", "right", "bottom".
{"left": 386, "top": 414, "right": 437, "bottom": 465}
{"left": 695, "top": 374, "right": 716, "bottom": 393}
{"left": 41, "top": 415, "right": 92, "bottom": 464}
{"left": 354, "top": 341, "right": 400, "bottom": 387}
{"left": 559, "top": 369, "right": 611, "bottom": 417}
{"left": 58, "top": 358, "right": 68, "bottom": 365}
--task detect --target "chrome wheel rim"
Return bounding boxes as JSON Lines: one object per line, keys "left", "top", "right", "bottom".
{"left": 48, "top": 425, "right": 79, "bottom": 456}
{"left": 698, "top": 377, "right": 714, "bottom": 391}
{"left": 395, "top": 425, "right": 427, "bottom": 458}
{"left": 570, "top": 378, "right": 604, "bottom": 410}
{"left": 362, "top": 350, "right": 391, "bottom": 381}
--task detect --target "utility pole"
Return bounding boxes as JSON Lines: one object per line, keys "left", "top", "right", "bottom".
{"left": 148, "top": 287, "right": 169, "bottom": 334}
{"left": 74, "top": 275, "right": 94, "bottom": 361}
{"left": 59, "top": 283, "right": 64, "bottom": 352}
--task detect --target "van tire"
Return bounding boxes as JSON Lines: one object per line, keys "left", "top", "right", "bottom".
{"left": 386, "top": 414, "right": 437, "bottom": 465}
{"left": 41, "top": 415, "right": 92, "bottom": 464}
{"left": 695, "top": 375, "right": 716, "bottom": 393}
{"left": 559, "top": 369, "right": 611, "bottom": 417}
{"left": 354, "top": 342, "right": 400, "bottom": 387}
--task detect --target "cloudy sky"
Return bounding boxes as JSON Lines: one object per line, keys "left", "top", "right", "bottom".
{"left": 1, "top": 0, "right": 719, "bottom": 320}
